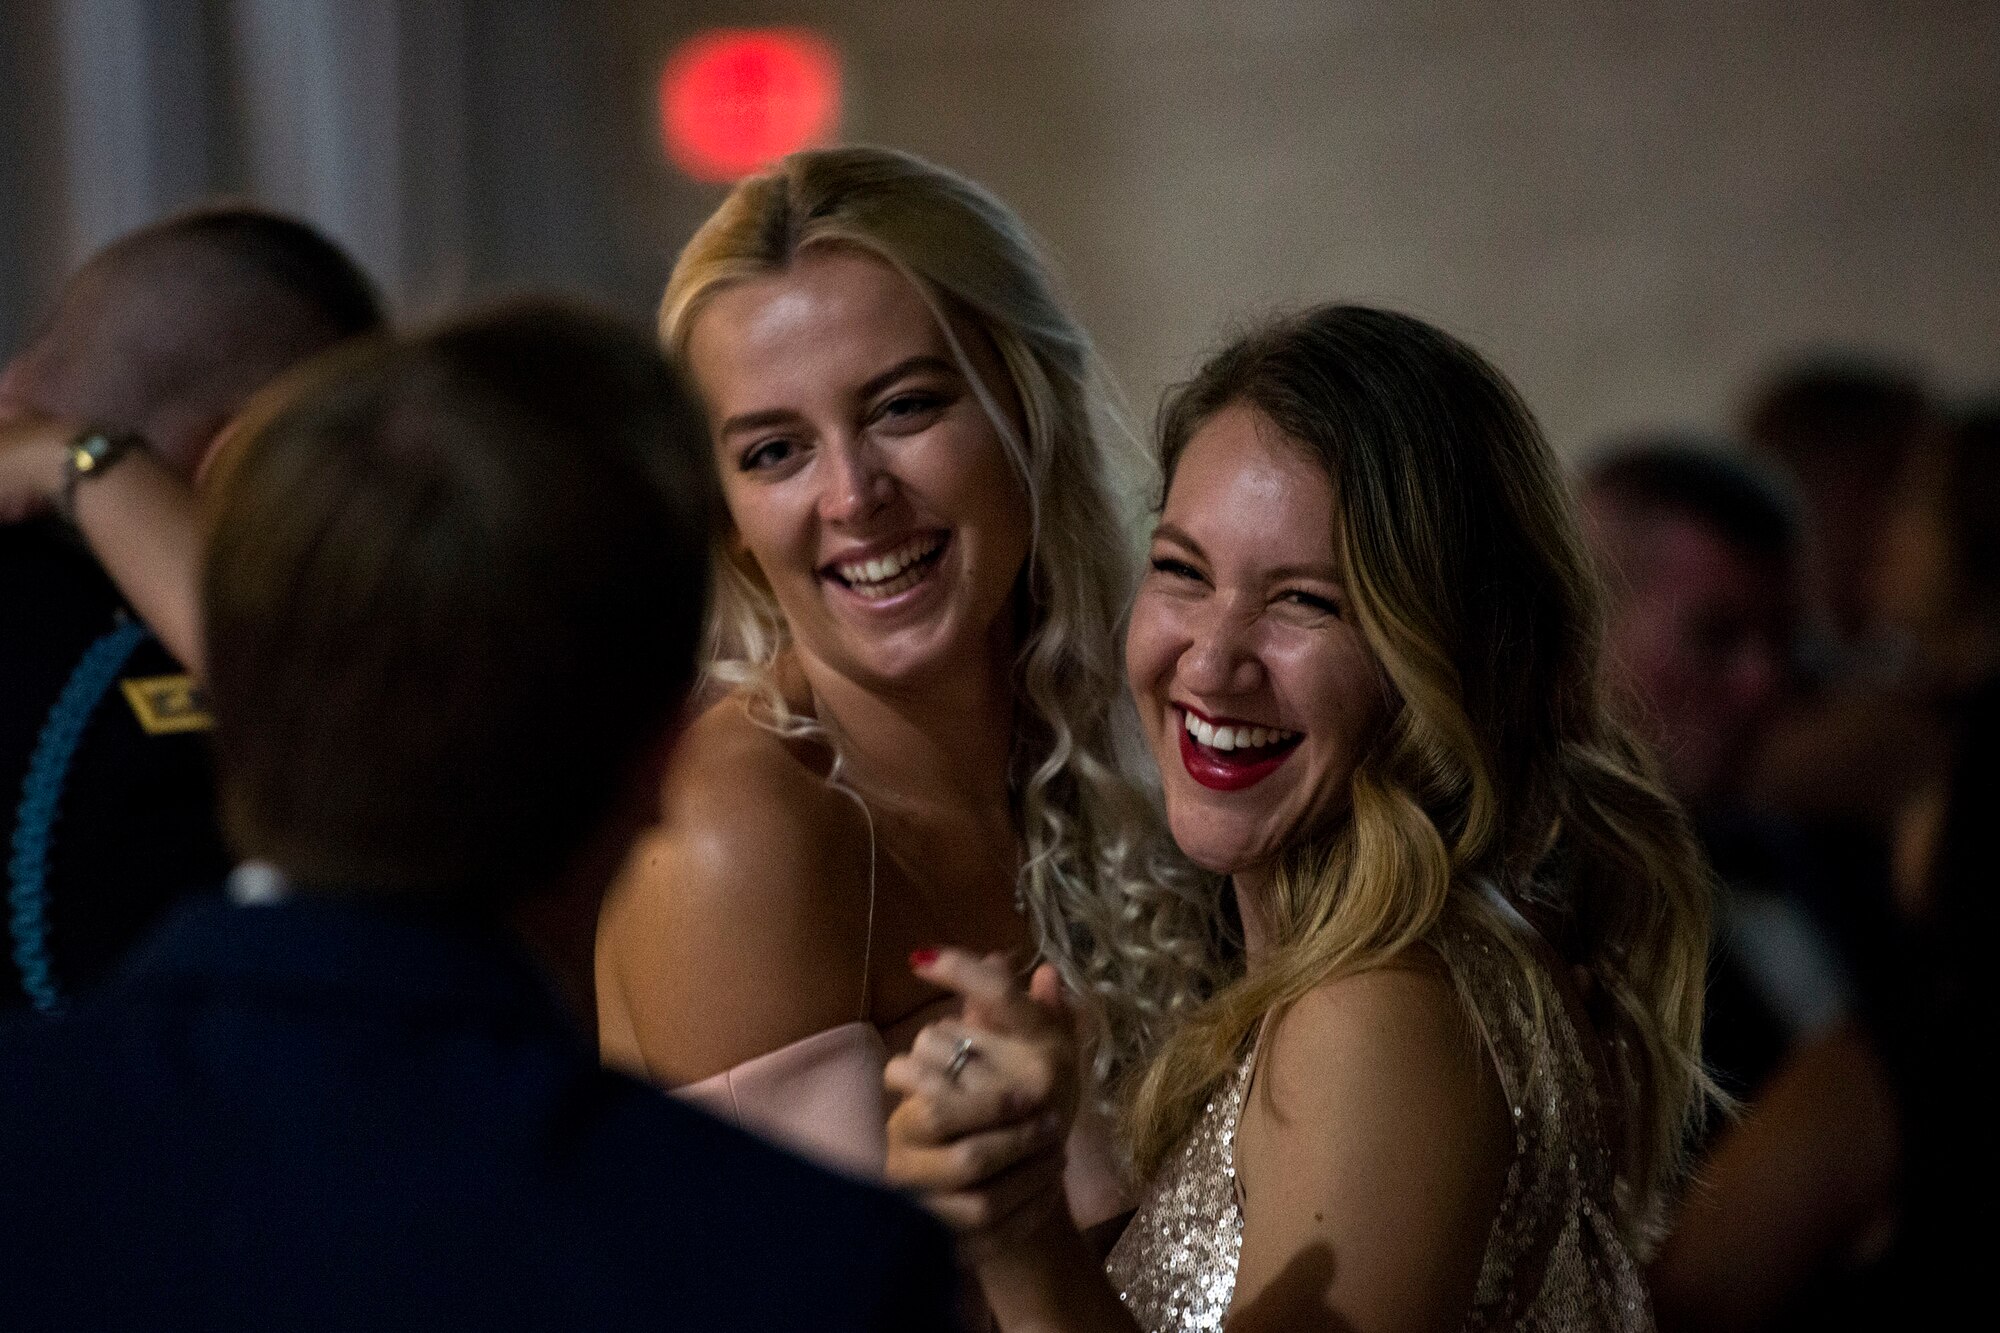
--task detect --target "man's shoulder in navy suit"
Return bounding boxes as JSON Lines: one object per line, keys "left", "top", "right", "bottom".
{"left": 0, "top": 896, "right": 957, "bottom": 1331}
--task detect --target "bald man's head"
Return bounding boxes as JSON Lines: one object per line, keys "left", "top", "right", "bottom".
{"left": 0, "top": 206, "right": 384, "bottom": 479}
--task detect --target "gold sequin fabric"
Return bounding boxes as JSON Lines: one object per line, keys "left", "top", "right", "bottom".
{"left": 1436, "top": 924, "right": 1653, "bottom": 1332}
{"left": 1104, "top": 1055, "right": 1250, "bottom": 1332}
{"left": 1104, "top": 925, "right": 1652, "bottom": 1332}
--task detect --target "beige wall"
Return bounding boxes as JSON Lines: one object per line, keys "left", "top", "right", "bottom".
{"left": 8, "top": 0, "right": 1994, "bottom": 461}
{"left": 648, "top": 0, "right": 2000, "bottom": 453}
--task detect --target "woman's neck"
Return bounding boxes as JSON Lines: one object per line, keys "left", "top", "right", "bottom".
{"left": 1232, "top": 865, "right": 1279, "bottom": 965}
{"left": 795, "top": 643, "right": 1018, "bottom": 819}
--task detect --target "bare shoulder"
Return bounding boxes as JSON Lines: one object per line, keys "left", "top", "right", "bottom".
{"left": 1260, "top": 952, "right": 1492, "bottom": 1114}
{"left": 660, "top": 694, "right": 866, "bottom": 867}
{"left": 1230, "top": 953, "right": 1514, "bottom": 1331}
{"left": 597, "top": 694, "right": 876, "bottom": 1082}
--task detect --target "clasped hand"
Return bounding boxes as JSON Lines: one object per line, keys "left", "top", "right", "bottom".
{"left": 885, "top": 950, "right": 1081, "bottom": 1256}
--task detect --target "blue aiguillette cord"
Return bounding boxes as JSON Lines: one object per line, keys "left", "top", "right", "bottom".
{"left": 8, "top": 618, "right": 151, "bottom": 1014}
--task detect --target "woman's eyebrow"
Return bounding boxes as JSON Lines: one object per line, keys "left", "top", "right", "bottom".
{"left": 1151, "top": 522, "right": 1205, "bottom": 559}
{"left": 716, "top": 407, "right": 797, "bottom": 440}
{"left": 717, "top": 356, "right": 960, "bottom": 439}
{"left": 855, "top": 354, "right": 959, "bottom": 401}
{"left": 1265, "top": 561, "right": 1344, "bottom": 584}
{"left": 1153, "top": 523, "right": 1344, "bottom": 584}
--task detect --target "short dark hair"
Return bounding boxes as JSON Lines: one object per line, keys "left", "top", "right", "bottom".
{"left": 1939, "top": 404, "right": 2000, "bottom": 620}
{"left": 200, "top": 301, "right": 715, "bottom": 906}
{"left": 1581, "top": 435, "right": 1803, "bottom": 561}
{"left": 1742, "top": 358, "right": 1927, "bottom": 481}
{"left": 114, "top": 202, "right": 386, "bottom": 339}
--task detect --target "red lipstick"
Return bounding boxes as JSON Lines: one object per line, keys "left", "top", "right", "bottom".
{"left": 1177, "top": 714, "right": 1300, "bottom": 791}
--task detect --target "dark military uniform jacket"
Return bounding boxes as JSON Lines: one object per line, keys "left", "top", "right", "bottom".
{"left": 0, "top": 517, "right": 229, "bottom": 1011}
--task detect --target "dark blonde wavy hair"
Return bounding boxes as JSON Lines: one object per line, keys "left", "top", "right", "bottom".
{"left": 1122, "top": 305, "right": 1713, "bottom": 1247}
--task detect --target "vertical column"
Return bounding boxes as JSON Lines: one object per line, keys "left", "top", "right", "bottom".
{"left": 395, "top": 0, "right": 469, "bottom": 315}
{"left": 227, "top": 0, "right": 466, "bottom": 309}
{"left": 460, "top": 0, "right": 651, "bottom": 310}
{"left": 228, "top": 0, "right": 403, "bottom": 294}
{"left": 52, "top": 0, "right": 213, "bottom": 264}
{"left": 0, "top": 1, "right": 61, "bottom": 353}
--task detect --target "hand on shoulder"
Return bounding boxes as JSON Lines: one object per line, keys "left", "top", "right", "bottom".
{"left": 596, "top": 694, "right": 877, "bottom": 1083}
{"left": 1230, "top": 956, "right": 1512, "bottom": 1333}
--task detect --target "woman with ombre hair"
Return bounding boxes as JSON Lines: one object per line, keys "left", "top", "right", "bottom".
{"left": 886, "top": 305, "right": 1714, "bottom": 1332}
{"left": 595, "top": 147, "right": 1210, "bottom": 1221}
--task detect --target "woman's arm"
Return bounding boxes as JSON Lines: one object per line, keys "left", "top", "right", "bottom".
{"left": 1227, "top": 964, "right": 1513, "bottom": 1333}
{"left": 888, "top": 954, "right": 1515, "bottom": 1333}
{"left": 595, "top": 705, "right": 878, "bottom": 1084}
{"left": 1, "top": 415, "right": 205, "bottom": 673}
{"left": 1649, "top": 1023, "right": 1900, "bottom": 1333}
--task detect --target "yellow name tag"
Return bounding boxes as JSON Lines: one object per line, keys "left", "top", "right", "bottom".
{"left": 120, "top": 675, "right": 213, "bottom": 735}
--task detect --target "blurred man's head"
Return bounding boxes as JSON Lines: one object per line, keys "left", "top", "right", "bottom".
{"left": 1871, "top": 403, "right": 2000, "bottom": 693}
{"left": 1583, "top": 438, "right": 1804, "bottom": 809}
{"left": 1742, "top": 358, "right": 1928, "bottom": 644}
{"left": 0, "top": 204, "right": 383, "bottom": 478}
{"left": 200, "top": 302, "right": 715, "bottom": 917}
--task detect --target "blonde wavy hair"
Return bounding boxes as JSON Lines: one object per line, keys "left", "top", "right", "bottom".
{"left": 660, "top": 145, "right": 1217, "bottom": 1092}
{"left": 1122, "top": 305, "right": 1714, "bottom": 1247}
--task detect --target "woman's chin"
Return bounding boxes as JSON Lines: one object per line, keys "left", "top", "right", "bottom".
{"left": 1164, "top": 823, "right": 1263, "bottom": 879}
{"left": 811, "top": 620, "right": 986, "bottom": 693}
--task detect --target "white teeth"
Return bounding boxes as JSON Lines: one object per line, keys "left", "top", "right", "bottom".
{"left": 837, "top": 534, "right": 943, "bottom": 590}
{"left": 1181, "top": 708, "right": 1297, "bottom": 753}
{"left": 857, "top": 570, "right": 918, "bottom": 600}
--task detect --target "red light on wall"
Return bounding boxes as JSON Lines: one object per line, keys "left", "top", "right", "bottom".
{"left": 660, "top": 29, "right": 841, "bottom": 183}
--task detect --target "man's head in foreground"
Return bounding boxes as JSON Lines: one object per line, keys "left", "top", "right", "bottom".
{"left": 0, "top": 204, "right": 384, "bottom": 478}
{"left": 1583, "top": 437, "right": 1805, "bottom": 811}
{"left": 200, "top": 301, "right": 714, "bottom": 980}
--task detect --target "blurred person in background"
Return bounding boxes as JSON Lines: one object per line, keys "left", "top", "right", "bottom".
{"left": 1652, "top": 663, "right": 2000, "bottom": 1332}
{"left": 1650, "top": 403, "right": 2000, "bottom": 1330}
{"left": 0, "top": 205, "right": 383, "bottom": 1014}
{"left": 1725, "top": 360, "right": 1951, "bottom": 1112}
{"left": 1739, "top": 359, "right": 1939, "bottom": 831}
{"left": 1579, "top": 439, "right": 1850, "bottom": 1108}
{"left": 1866, "top": 402, "right": 2000, "bottom": 702}
{"left": 595, "top": 145, "right": 1183, "bottom": 1227}
{"left": 0, "top": 303, "right": 955, "bottom": 1330}
{"left": 1581, "top": 439, "right": 1801, "bottom": 819}
{"left": 1742, "top": 360, "right": 1928, "bottom": 661}
{"left": 883, "top": 306, "right": 1712, "bottom": 1333}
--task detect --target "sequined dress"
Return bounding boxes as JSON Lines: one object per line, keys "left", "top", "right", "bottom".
{"left": 1104, "top": 919, "right": 1653, "bottom": 1332}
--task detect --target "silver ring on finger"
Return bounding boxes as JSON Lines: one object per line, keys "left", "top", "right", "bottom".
{"left": 944, "top": 1034, "right": 976, "bottom": 1082}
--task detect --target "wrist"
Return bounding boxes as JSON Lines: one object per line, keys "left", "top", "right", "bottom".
{"left": 15, "top": 422, "right": 71, "bottom": 499}
{"left": 57, "top": 426, "right": 145, "bottom": 524}
{"left": 969, "top": 1196, "right": 1100, "bottom": 1324}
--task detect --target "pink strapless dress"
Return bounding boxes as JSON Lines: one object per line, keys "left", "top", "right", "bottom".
{"left": 676, "top": 1020, "right": 1129, "bottom": 1224}
{"left": 677, "top": 1021, "right": 889, "bottom": 1179}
